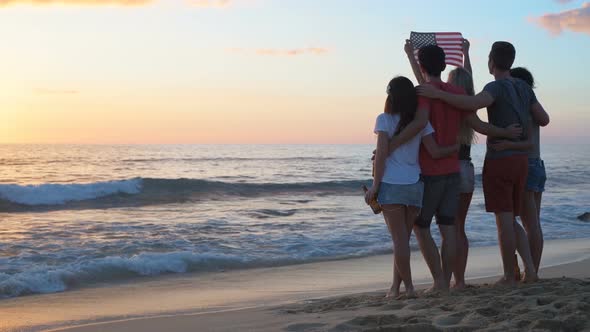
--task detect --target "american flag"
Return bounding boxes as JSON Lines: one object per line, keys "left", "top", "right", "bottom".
{"left": 410, "top": 31, "right": 464, "bottom": 67}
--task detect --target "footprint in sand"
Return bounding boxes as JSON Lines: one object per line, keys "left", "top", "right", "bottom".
{"left": 433, "top": 311, "right": 466, "bottom": 326}
{"left": 379, "top": 302, "right": 407, "bottom": 311}
{"left": 340, "top": 314, "right": 436, "bottom": 332}
{"left": 515, "top": 319, "right": 533, "bottom": 329}
{"left": 475, "top": 307, "right": 500, "bottom": 317}
{"left": 511, "top": 286, "right": 547, "bottom": 296}
{"left": 536, "top": 296, "right": 557, "bottom": 306}
{"left": 532, "top": 319, "right": 569, "bottom": 331}
{"left": 405, "top": 299, "right": 443, "bottom": 311}
{"left": 346, "top": 313, "right": 400, "bottom": 327}
{"left": 403, "top": 315, "right": 426, "bottom": 324}
{"left": 395, "top": 323, "right": 439, "bottom": 332}
{"left": 438, "top": 304, "right": 455, "bottom": 312}
{"left": 284, "top": 323, "right": 327, "bottom": 332}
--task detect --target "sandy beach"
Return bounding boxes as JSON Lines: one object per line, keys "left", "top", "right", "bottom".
{"left": 51, "top": 262, "right": 590, "bottom": 332}
{"left": 1, "top": 238, "right": 589, "bottom": 332}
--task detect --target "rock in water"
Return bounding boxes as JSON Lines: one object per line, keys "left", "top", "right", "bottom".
{"left": 578, "top": 212, "right": 590, "bottom": 222}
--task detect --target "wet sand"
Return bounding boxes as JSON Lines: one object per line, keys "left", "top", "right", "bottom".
{"left": 2, "top": 238, "right": 589, "bottom": 332}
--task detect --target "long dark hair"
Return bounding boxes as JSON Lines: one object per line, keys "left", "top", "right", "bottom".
{"left": 384, "top": 76, "right": 418, "bottom": 135}
{"left": 510, "top": 67, "right": 535, "bottom": 88}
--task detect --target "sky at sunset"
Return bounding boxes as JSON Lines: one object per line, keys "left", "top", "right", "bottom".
{"left": 0, "top": 0, "right": 588, "bottom": 144}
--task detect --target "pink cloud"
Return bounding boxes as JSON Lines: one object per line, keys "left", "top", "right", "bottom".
{"left": 532, "top": 2, "right": 590, "bottom": 35}
{"left": 554, "top": 0, "right": 574, "bottom": 3}
{"left": 0, "top": 0, "right": 151, "bottom": 6}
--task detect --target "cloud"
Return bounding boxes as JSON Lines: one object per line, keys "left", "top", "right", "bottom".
{"left": 226, "top": 47, "right": 330, "bottom": 56}
{"left": 0, "top": 0, "right": 151, "bottom": 6}
{"left": 554, "top": 0, "right": 574, "bottom": 3}
{"left": 532, "top": 2, "right": 590, "bottom": 35}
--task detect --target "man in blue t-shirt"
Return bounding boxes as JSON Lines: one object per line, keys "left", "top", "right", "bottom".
{"left": 416, "top": 41, "right": 549, "bottom": 286}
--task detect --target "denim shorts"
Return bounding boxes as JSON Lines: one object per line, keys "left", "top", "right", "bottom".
{"left": 526, "top": 158, "right": 546, "bottom": 192}
{"left": 415, "top": 173, "right": 460, "bottom": 228}
{"left": 377, "top": 181, "right": 424, "bottom": 208}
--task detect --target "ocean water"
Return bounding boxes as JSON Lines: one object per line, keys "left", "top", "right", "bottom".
{"left": 0, "top": 144, "right": 589, "bottom": 298}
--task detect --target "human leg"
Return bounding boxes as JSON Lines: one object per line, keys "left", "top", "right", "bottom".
{"left": 535, "top": 191, "right": 544, "bottom": 268}
{"left": 382, "top": 208, "right": 402, "bottom": 297}
{"left": 535, "top": 192, "right": 543, "bottom": 221}
{"left": 523, "top": 157, "right": 546, "bottom": 271}
{"left": 414, "top": 177, "right": 445, "bottom": 291}
{"left": 438, "top": 224, "right": 456, "bottom": 288}
{"left": 413, "top": 225, "right": 446, "bottom": 291}
{"left": 436, "top": 174, "right": 460, "bottom": 288}
{"left": 495, "top": 212, "right": 518, "bottom": 286}
{"left": 402, "top": 206, "right": 420, "bottom": 297}
{"left": 383, "top": 204, "right": 413, "bottom": 297}
{"left": 454, "top": 192, "right": 472, "bottom": 288}
{"left": 483, "top": 155, "right": 528, "bottom": 286}
{"left": 514, "top": 219, "right": 538, "bottom": 282}
{"left": 520, "top": 191, "right": 542, "bottom": 273}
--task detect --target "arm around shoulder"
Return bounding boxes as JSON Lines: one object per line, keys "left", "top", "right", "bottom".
{"left": 444, "top": 90, "right": 494, "bottom": 111}
{"left": 388, "top": 107, "right": 429, "bottom": 154}
{"left": 417, "top": 86, "right": 493, "bottom": 111}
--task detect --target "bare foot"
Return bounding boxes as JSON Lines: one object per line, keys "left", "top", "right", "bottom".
{"left": 404, "top": 287, "right": 417, "bottom": 299}
{"left": 385, "top": 285, "right": 400, "bottom": 299}
{"left": 452, "top": 281, "right": 466, "bottom": 290}
{"left": 423, "top": 285, "right": 438, "bottom": 294}
{"left": 494, "top": 276, "right": 517, "bottom": 287}
{"left": 424, "top": 283, "right": 448, "bottom": 294}
{"left": 522, "top": 271, "right": 539, "bottom": 283}
{"left": 436, "top": 278, "right": 450, "bottom": 292}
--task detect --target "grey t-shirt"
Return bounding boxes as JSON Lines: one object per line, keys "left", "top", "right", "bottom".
{"left": 483, "top": 78, "right": 538, "bottom": 159}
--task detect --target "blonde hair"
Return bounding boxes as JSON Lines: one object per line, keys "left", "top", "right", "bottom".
{"left": 448, "top": 67, "right": 476, "bottom": 145}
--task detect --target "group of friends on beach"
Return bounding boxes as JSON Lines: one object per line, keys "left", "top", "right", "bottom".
{"left": 364, "top": 39, "right": 550, "bottom": 298}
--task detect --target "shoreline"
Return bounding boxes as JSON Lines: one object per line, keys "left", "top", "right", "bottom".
{"left": 1, "top": 237, "right": 590, "bottom": 332}
{"left": 52, "top": 258, "right": 590, "bottom": 332}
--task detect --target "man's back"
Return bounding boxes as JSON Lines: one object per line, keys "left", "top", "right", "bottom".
{"left": 483, "top": 78, "right": 536, "bottom": 159}
{"left": 419, "top": 81, "right": 466, "bottom": 176}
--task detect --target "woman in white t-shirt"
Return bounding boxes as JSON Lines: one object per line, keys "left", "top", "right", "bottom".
{"left": 365, "top": 76, "right": 458, "bottom": 298}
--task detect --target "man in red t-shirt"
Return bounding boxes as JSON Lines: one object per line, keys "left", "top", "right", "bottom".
{"left": 413, "top": 46, "right": 468, "bottom": 291}
{"left": 388, "top": 45, "right": 470, "bottom": 291}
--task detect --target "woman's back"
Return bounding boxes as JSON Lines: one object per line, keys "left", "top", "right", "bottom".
{"left": 374, "top": 112, "right": 433, "bottom": 185}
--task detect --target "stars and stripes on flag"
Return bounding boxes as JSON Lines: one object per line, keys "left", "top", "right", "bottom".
{"left": 410, "top": 31, "right": 464, "bottom": 67}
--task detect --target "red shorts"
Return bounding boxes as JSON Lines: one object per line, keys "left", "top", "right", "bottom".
{"left": 482, "top": 154, "right": 528, "bottom": 216}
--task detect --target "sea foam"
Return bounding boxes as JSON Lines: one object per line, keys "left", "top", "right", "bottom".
{"left": 0, "top": 179, "right": 142, "bottom": 205}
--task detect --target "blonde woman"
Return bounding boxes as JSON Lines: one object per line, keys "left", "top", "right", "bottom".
{"left": 446, "top": 67, "right": 476, "bottom": 289}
